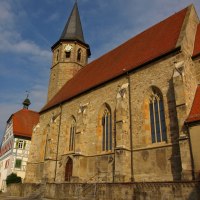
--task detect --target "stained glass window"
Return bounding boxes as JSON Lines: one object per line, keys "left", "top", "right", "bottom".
{"left": 102, "top": 108, "right": 112, "bottom": 151}
{"left": 149, "top": 89, "right": 167, "bottom": 143}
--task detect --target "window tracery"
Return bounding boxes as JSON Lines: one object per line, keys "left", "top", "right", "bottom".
{"left": 102, "top": 107, "right": 112, "bottom": 151}
{"left": 149, "top": 88, "right": 167, "bottom": 143}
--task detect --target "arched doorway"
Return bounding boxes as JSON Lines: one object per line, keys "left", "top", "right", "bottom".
{"left": 65, "top": 157, "right": 73, "bottom": 181}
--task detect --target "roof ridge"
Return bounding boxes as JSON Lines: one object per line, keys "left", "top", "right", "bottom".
{"left": 186, "top": 85, "right": 200, "bottom": 123}
{"left": 88, "top": 6, "right": 189, "bottom": 66}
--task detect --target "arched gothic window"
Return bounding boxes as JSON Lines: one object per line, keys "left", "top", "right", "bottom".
{"left": 102, "top": 107, "right": 112, "bottom": 151}
{"left": 77, "top": 49, "right": 82, "bottom": 62}
{"left": 69, "top": 117, "right": 76, "bottom": 151}
{"left": 149, "top": 88, "right": 167, "bottom": 143}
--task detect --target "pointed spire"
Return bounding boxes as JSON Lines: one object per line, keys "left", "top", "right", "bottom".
{"left": 60, "top": 2, "right": 85, "bottom": 43}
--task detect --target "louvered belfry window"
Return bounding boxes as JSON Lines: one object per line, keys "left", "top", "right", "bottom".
{"left": 102, "top": 108, "right": 112, "bottom": 151}
{"left": 149, "top": 89, "right": 167, "bottom": 143}
{"left": 77, "top": 49, "right": 82, "bottom": 62}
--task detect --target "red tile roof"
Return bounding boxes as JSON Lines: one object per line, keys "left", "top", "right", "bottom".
{"left": 193, "top": 23, "right": 200, "bottom": 57}
{"left": 41, "top": 7, "right": 188, "bottom": 112}
{"left": 186, "top": 85, "right": 200, "bottom": 123}
{"left": 13, "top": 109, "right": 39, "bottom": 138}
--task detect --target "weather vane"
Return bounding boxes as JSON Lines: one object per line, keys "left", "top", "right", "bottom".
{"left": 25, "top": 90, "right": 30, "bottom": 98}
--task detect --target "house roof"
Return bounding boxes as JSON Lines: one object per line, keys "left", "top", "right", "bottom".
{"left": 41, "top": 6, "right": 188, "bottom": 113}
{"left": 12, "top": 109, "right": 39, "bottom": 138}
{"left": 186, "top": 85, "right": 200, "bottom": 123}
{"left": 193, "top": 23, "right": 200, "bottom": 57}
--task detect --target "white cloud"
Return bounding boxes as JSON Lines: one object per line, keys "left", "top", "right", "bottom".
{"left": 0, "top": 1, "right": 50, "bottom": 138}
{"left": 0, "top": 1, "right": 51, "bottom": 62}
{"left": 30, "top": 84, "right": 48, "bottom": 111}
{"left": 0, "top": 37, "right": 51, "bottom": 61}
{"left": 45, "top": 13, "right": 60, "bottom": 23}
{"left": 0, "top": 103, "right": 19, "bottom": 140}
{"left": 0, "top": 1, "right": 14, "bottom": 26}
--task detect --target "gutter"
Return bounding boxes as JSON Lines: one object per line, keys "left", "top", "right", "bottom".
{"left": 54, "top": 104, "right": 63, "bottom": 182}
{"left": 192, "top": 52, "right": 200, "bottom": 59}
{"left": 127, "top": 72, "right": 134, "bottom": 182}
{"left": 185, "top": 123, "right": 195, "bottom": 180}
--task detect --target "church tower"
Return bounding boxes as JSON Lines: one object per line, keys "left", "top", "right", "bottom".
{"left": 47, "top": 2, "right": 91, "bottom": 101}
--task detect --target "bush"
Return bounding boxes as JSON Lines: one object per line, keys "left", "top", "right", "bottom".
{"left": 6, "top": 173, "right": 22, "bottom": 185}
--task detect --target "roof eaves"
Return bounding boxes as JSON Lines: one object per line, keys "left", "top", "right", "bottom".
{"left": 13, "top": 133, "right": 31, "bottom": 139}
{"left": 185, "top": 84, "right": 200, "bottom": 124}
{"left": 192, "top": 52, "right": 200, "bottom": 59}
{"left": 51, "top": 39, "right": 91, "bottom": 56}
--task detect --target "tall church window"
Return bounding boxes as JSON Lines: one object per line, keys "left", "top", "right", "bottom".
{"left": 102, "top": 107, "right": 112, "bottom": 151}
{"left": 149, "top": 88, "right": 167, "bottom": 143}
{"left": 69, "top": 117, "right": 76, "bottom": 151}
{"left": 77, "top": 49, "right": 82, "bottom": 62}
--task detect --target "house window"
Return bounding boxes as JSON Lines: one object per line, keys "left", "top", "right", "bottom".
{"left": 15, "top": 159, "right": 22, "bottom": 169}
{"left": 69, "top": 118, "right": 76, "bottom": 151}
{"left": 18, "top": 140, "right": 24, "bottom": 149}
{"left": 149, "top": 89, "right": 167, "bottom": 143}
{"left": 102, "top": 108, "right": 112, "bottom": 151}
{"left": 77, "top": 49, "right": 82, "bottom": 62}
{"left": 16, "top": 140, "right": 26, "bottom": 149}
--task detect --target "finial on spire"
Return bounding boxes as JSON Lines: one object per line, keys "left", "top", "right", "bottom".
{"left": 23, "top": 91, "right": 31, "bottom": 109}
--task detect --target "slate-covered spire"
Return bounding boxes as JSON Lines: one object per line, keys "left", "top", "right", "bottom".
{"left": 60, "top": 2, "right": 85, "bottom": 43}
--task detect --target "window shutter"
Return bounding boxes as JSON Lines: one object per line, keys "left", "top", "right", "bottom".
{"left": 16, "top": 140, "right": 19, "bottom": 149}
{"left": 23, "top": 141, "right": 26, "bottom": 149}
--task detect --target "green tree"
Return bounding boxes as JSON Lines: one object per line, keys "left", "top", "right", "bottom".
{"left": 6, "top": 173, "right": 22, "bottom": 185}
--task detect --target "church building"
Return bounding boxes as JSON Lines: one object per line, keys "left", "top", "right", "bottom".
{"left": 25, "top": 2, "right": 200, "bottom": 186}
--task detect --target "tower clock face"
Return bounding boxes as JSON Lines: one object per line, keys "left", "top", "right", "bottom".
{"left": 65, "top": 44, "right": 73, "bottom": 52}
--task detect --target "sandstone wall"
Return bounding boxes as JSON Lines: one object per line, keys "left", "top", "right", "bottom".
{"left": 7, "top": 182, "right": 200, "bottom": 200}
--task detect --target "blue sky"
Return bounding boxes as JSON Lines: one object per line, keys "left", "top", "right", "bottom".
{"left": 0, "top": 0, "right": 200, "bottom": 139}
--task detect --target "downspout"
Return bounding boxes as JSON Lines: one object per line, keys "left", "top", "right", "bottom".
{"left": 127, "top": 72, "right": 134, "bottom": 182}
{"left": 113, "top": 110, "right": 116, "bottom": 183}
{"left": 54, "top": 104, "right": 63, "bottom": 182}
{"left": 185, "top": 123, "right": 195, "bottom": 180}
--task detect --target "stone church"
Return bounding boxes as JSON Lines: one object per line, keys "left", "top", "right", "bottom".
{"left": 25, "top": 2, "right": 200, "bottom": 187}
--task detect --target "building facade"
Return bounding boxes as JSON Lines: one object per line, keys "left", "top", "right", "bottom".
{"left": 25, "top": 3, "right": 200, "bottom": 185}
{"left": 0, "top": 98, "right": 39, "bottom": 191}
